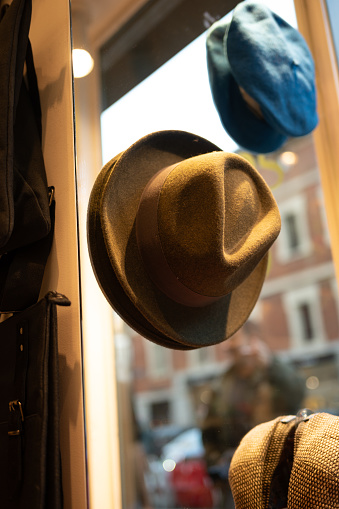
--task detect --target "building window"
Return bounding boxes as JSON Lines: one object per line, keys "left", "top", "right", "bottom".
{"left": 188, "top": 346, "right": 214, "bottom": 368}
{"left": 277, "top": 195, "right": 312, "bottom": 263}
{"left": 146, "top": 342, "right": 171, "bottom": 378}
{"left": 331, "top": 279, "right": 339, "bottom": 313}
{"left": 285, "top": 213, "right": 300, "bottom": 252}
{"left": 283, "top": 286, "right": 325, "bottom": 349}
{"left": 150, "top": 401, "right": 170, "bottom": 426}
{"left": 318, "top": 187, "right": 331, "bottom": 246}
{"left": 298, "top": 302, "right": 315, "bottom": 341}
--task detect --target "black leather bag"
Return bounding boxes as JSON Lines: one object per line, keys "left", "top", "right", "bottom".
{"left": 0, "top": 0, "right": 54, "bottom": 312}
{"left": 0, "top": 0, "right": 51, "bottom": 253}
{"left": 0, "top": 2, "right": 66, "bottom": 507}
{"left": 0, "top": 292, "right": 69, "bottom": 509}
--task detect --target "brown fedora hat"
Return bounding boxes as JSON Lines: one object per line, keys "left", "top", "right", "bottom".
{"left": 87, "top": 130, "right": 280, "bottom": 349}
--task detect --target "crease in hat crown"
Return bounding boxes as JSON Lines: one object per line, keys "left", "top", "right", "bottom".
{"left": 136, "top": 151, "right": 281, "bottom": 306}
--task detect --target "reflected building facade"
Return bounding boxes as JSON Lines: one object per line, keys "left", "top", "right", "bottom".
{"left": 129, "top": 134, "right": 339, "bottom": 432}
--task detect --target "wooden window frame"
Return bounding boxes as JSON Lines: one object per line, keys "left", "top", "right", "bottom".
{"left": 294, "top": 0, "right": 339, "bottom": 287}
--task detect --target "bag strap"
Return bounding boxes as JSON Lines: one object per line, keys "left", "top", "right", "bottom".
{"left": 267, "top": 411, "right": 316, "bottom": 509}
{"left": 267, "top": 416, "right": 296, "bottom": 509}
{"left": 7, "top": 313, "right": 29, "bottom": 495}
{"left": 0, "top": 191, "right": 55, "bottom": 313}
{"left": 6, "top": 292, "right": 70, "bottom": 501}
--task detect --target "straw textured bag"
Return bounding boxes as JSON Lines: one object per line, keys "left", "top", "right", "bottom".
{"left": 229, "top": 412, "right": 339, "bottom": 508}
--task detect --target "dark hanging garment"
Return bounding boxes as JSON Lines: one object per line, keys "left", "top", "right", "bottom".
{"left": 0, "top": 2, "right": 65, "bottom": 508}
{"left": 0, "top": 0, "right": 54, "bottom": 312}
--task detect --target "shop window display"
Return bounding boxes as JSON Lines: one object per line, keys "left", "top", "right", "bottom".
{"left": 97, "top": 1, "right": 339, "bottom": 507}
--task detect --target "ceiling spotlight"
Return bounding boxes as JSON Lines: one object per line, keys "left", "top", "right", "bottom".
{"left": 72, "top": 48, "right": 94, "bottom": 78}
{"left": 71, "top": 2, "right": 94, "bottom": 79}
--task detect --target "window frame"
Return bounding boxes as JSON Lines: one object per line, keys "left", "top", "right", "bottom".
{"left": 283, "top": 285, "right": 326, "bottom": 349}
{"left": 277, "top": 194, "right": 312, "bottom": 263}
{"left": 79, "top": 1, "right": 339, "bottom": 507}
{"left": 145, "top": 341, "right": 172, "bottom": 379}
{"left": 294, "top": 0, "right": 339, "bottom": 286}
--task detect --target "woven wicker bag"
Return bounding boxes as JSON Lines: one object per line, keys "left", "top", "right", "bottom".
{"left": 289, "top": 412, "right": 339, "bottom": 508}
{"left": 229, "top": 412, "right": 339, "bottom": 509}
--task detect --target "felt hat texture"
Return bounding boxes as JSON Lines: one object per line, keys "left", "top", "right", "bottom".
{"left": 206, "top": 1, "right": 318, "bottom": 154}
{"left": 229, "top": 412, "right": 339, "bottom": 508}
{"left": 87, "top": 130, "right": 281, "bottom": 349}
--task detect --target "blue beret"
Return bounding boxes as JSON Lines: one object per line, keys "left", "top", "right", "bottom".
{"left": 206, "top": 1, "right": 318, "bottom": 153}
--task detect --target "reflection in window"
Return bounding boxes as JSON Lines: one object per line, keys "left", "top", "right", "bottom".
{"left": 277, "top": 194, "right": 312, "bottom": 263}
{"left": 283, "top": 285, "right": 325, "bottom": 349}
{"left": 298, "top": 302, "right": 315, "bottom": 341}
{"left": 151, "top": 401, "right": 170, "bottom": 426}
{"left": 99, "top": 1, "right": 339, "bottom": 508}
{"left": 189, "top": 346, "right": 215, "bottom": 368}
{"left": 146, "top": 342, "right": 171, "bottom": 378}
{"left": 285, "top": 212, "right": 300, "bottom": 252}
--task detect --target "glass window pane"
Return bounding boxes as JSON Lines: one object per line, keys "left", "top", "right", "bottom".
{"left": 99, "top": 1, "right": 339, "bottom": 507}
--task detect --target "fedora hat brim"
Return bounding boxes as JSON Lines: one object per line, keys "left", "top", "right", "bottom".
{"left": 87, "top": 153, "right": 191, "bottom": 350}
{"left": 87, "top": 130, "right": 268, "bottom": 349}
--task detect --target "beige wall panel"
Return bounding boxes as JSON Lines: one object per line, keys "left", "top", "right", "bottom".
{"left": 29, "top": 1, "right": 87, "bottom": 508}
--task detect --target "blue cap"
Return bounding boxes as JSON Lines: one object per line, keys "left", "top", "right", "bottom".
{"left": 206, "top": 1, "right": 318, "bottom": 153}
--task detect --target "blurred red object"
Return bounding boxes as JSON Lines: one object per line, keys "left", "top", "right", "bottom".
{"left": 169, "top": 458, "right": 214, "bottom": 508}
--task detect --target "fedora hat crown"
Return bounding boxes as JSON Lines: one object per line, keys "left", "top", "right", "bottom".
{"left": 88, "top": 130, "right": 281, "bottom": 348}
{"left": 136, "top": 151, "right": 280, "bottom": 306}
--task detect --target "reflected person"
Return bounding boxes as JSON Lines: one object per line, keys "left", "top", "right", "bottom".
{"left": 201, "top": 321, "right": 305, "bottom": 505}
